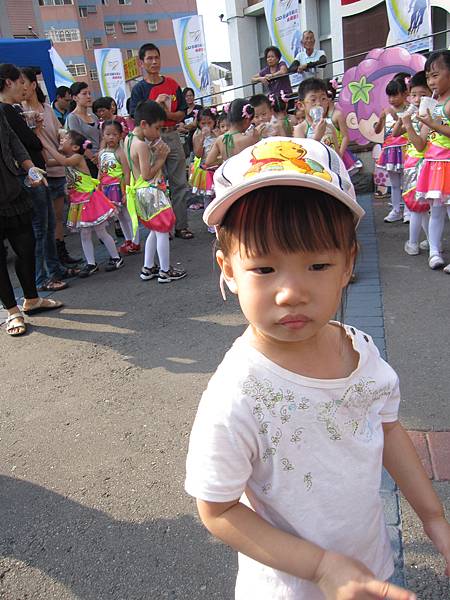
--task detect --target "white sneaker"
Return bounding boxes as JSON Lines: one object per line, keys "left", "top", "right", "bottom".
{"left": 419, "top": 240, "right": 429, "bottom": 251}
{"left": 443, "top": 264, "right": 450, "bottom": 274}
{"left": 403, "top": 208, "right": 411, "bottom": 223}
{"left": 384, "top": 209, "right": 402, "bottom": 223}
{"left": 404, "top": 241, "right": 419, "bottom": 255}
{"left": 429, "top": 254, "right": 445, "bottom": 270}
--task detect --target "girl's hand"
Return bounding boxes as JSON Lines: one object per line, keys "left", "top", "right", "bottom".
{"left": 417, "top": 109, "right": 440, "bottom": 130}
{"left": 315, "top": 551, "right": 415, "bottom": 599}
{"left": 314, "top": 118, "right": 327, "bottom": 140}
{"left": 423, "top": 515, "right": 450, "bottom": 575}
{"left": 401, "top": 113, "right": 412, "bottom": 128}
{"left": 155, "top": 141, "right": 170, "bottom": 159}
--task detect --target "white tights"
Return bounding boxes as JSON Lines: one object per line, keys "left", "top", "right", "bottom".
{"left": 408, "top": 211, "right": 429, "bottom": 245}
{"left": 428, "top": 205, "right": 450, "bottom": 256}
{"left": 388, "top": 171, "right": 402, "bottom": 213}
{"left": 117, "top": 206, "right": 139, "bottom": 244}
{"left": 80, "top": 223, "right": 119, "bottom": 265}
{"left": 144, "top": 230, "right": 170, "bottom": 272}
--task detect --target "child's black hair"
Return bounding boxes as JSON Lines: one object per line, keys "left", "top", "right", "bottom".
{"left": 217, "top": 186, "right": 357, "bottom": 262}
{"left": 101, "top": 119, "right": 122, "bottom": 134}
{"left": 298, "top": 78, "right": 327, "bottom": 101}
{"left": 385, "top": 76, "right": 407, "bottom": 96}
{"left": 409, "top": 70, "right": 429, "bottom": 90}
{"left": 326, "top": 78, "right": 339, "bottom": 100}
{"left": 21, "top": 67, "right": 46, "bottom": 104}
{"left": 269, "top": 94, "right": 288, "bottom": 114}
{"left": 425, "top": 50, "right": 450, "bottom": 74}
{"left": 228, "top": 98, "right": 254, "bottom": 125}
{"left": 92, "top": 96, "right": 114, "bottom": 114}
{"left": 134, "top": 100, "right": 166, "bottom": 125}
{"left": 218, "top": 111, "right": 229, "bottom": 125}
{"left": 249, "top": 94, "right": 271, "bottom": 109}
{"left": 67, "top": 129, "right": 92, "bottom": 155}
{"left": 196, "top": 107, "right": 217, "bottom": 126}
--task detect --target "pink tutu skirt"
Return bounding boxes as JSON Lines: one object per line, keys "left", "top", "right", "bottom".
{"left": 403, "top": 155, "right": 429, "bottom": 212}
{"left": 343, "top": 149, "right": 362, "bottom": 174}
{"left": 416, "top": 160, "right": 450, "bottom": 206}
{"left": 67, "top": 189, "right": 117, "bottom": 229}
{"left": 102, "top": 183, "right": 124, "bottom": 206}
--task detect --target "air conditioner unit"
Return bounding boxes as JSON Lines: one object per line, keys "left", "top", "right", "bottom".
{"left": 87, "top": 5, "right": 97, "bottom": 12}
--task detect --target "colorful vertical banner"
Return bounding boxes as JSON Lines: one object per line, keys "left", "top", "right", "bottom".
{"left": 386, "top": 0, "right": 431, "bottom": 53}
{"left": 172, "top": 15, "right": 210, "bottom": 101}
{"left": 263, "top": 0, "right": 302, "bottom": 86}
{"left": 94, "top": 48, "right": 128, "bottom": 115}
{"left": 48, "top": 47, "right": 74, "bottom": 88}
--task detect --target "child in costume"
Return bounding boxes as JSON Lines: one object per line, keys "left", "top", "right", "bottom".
{"left": 415, "top": 50, "right": 450, "bottom": 272}
{"left": 374, "top": 75, "right": 409, "bottom": 223}
{"left": 40, "top": 130, "right": 123, "bottom": 277}
{"left": 396, "top": 71, "right": 431, "bottom": 255}
{"left": 99, "top": 120, "right": 140, "bottom": 255}
{"left": 93, "top": 96, "right": 130, "bottom": 138}
{"left": 185, "top": 137, "right": 450, "bottom": 600}
{"left": 205, "top": 99, "right": 260, "bottom": 167}
{"left": 189, "top": 108, "right": 218, "bottom": 210}
{"left": 271, "top": 92, "right": 296, "bottom": 137}
{"left": 126, "top": 100, "right": 186, "bottom": 284}
{"left": 326, "top": 78, "right": 362, "bottom": 174}
{"left": 294, "top": 78, "right": 340, "bottom": 153}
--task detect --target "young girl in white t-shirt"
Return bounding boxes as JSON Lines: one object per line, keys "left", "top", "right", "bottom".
{"left": 185, "top": 138, "right": 450, "bottom": 600}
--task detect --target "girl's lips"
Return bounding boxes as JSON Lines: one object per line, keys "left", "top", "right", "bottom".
{"left": 278, "top": 315, "right": 311, "bottom": 330}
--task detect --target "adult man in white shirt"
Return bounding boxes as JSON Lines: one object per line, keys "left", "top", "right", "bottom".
{"left": 289, "top": 31, "right": 327, "bottom": 82}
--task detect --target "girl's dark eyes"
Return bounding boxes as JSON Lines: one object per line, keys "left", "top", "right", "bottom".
{"left": 310, "top": 263, "right": 330, "bottom": 271}
{"left": 252, "top": 267, "right": 274, "bottom": 274}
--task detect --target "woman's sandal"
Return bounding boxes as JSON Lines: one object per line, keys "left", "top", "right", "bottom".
{"left": 5, "top": 313, "right": 27, "bottom": 337}
{"left": 37, "top": 279, "right": 68, "bottom": 292}
{"left": 175, "top": 228, "right": 194, "bottom": 239}
{"left": 61, "top": 267, "right": 80, "bottom": 279}
{"left": 22, "top": 297, "right": 63, "bottom": 316}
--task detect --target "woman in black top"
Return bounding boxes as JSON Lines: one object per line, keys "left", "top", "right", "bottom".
{"left": 0, "top": 64, "right": 71, "bottom": 294}
{"left": 178, "top": 87, "right": 201, "bottom": 157}
{"left": 0, "top": 65, "right": 62, "bottom": 336}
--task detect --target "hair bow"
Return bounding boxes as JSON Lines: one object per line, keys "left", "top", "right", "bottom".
{"left": 223, "top": 102, "right": 230, "bottom": 114}
{"left": 280, "top": 90, "right": 289, "bottom": 103}
{"left": 330, "top": 78, "right": 339, "bottom": 90}
{"left": 268, "top": 94, "right": 276, "bottom": 107}
{"left": 405, "top": 76, "right": 411, "bottom": 87}
{"left": 242, "top": 104, "right": 253, "bottom": 119}
{"left": 210, "top": 107, "right": 217, "bottom": 115}
{"left": 82, "top": 140, "right": 92, "bottom": 149}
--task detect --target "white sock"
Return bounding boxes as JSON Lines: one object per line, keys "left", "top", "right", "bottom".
{"left": 428, "top": 205, "right": 446, "bottom": 255}
{"left": 94, "top": 223, "right": 119, "bottom": 259}
{"left": 80, "top": 228, "right": 95, "bottom": 264}
{"left": 388, "top": 172, "right": 402, "bottom": 213}
{"left": 408, "top": 211, "right": 422, "bottom": 245}
{"left": 421, "top": 212, "right": 430, "bottom": 238}
{"left": 144, "top": 230, "right": 170, "bottom": 272}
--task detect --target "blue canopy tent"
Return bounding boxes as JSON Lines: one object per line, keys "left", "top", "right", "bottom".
{"left": 0, "top": 39, "right": 56, "bottom": 101}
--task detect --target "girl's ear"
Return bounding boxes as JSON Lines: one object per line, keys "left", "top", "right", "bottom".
{"left": 216, "top": 250, "right": 238, "bottom": 295}
{"left": 342, "top": 244, "right": 358, "bottom": 287}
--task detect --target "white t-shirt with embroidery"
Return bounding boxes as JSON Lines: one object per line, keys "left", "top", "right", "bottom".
{"left": 185, "top": 325, "right": 400, "bottom": 600}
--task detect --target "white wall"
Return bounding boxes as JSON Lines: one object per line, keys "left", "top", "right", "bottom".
{"left": 225, "top": 0, "right": 260, "bottom": 95}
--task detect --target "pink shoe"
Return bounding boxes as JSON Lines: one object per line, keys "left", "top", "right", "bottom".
{"left": 118, "top": 240, "right": 131, "bottom": 255}
{"left": 127, "top": 242, "right": 141, "bottom": 254}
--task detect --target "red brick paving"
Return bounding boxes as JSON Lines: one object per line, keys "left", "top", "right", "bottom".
{"left": 407, "top": 430, "right": 450, "bottom": 481}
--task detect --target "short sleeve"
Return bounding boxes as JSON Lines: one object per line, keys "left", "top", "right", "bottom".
{"left": 380, "top": 375, "right": 400, "bottom": 423}
{"left": 185, "top": 386, "right": 257, "bottom": 503}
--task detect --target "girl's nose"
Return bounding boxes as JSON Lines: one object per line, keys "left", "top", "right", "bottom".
{"left": 275, "top": 277, "right": 309, "bottom": 306}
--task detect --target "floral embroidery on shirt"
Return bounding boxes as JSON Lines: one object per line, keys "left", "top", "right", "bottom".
{"left": 243, "top": 375, "right": 294, "bottom": 415}
{"left": 290, "top": 427, "right": 304, "bottom": 444}
{"left": 304, "top": 472, "right": 313, "bottom": 491}
{"left": 262, "top": 483, "right": 272, "bottom": 495}
{"left": 281, "top": 458, "right": 294, "bottom": 471}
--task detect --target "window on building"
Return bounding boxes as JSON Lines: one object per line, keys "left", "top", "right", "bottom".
{"left": 90, "top": 69, "right": 98, "bottom": 81}
{"left": 67, "top": 63, "right": 87, "bottom": 77}
{"left": 121, "top": 21, "right": 137, "bottom": 33}
{"left": 101, "top": 0, "right": 109, "bottom": 4}
{"left": 39, "top": 0, "right": 73, "bottom": 5}
{"left": 118, "top": 0, "right": 131, "bottom": 4}
{"left": 93, "top": 37, "right": 102, "bottom": 46}
{"left": 105, "top": 23, "right": 115, "bottom": 35}
{"left": 87, "top": 5, "right": 97, "bottom": 13}
{"left": 144, "top": 0, "right": 153, "bottom": 4}
{"left": 46, "top": 28, "right": 81, "bottom": 43}
{"left": 126, "top": 49, "right": 139, "bottom": 59}
{"left": 146, "top": 20, "right": 158, "bottom": 32}
{"left": 79, "top": 6, "right": 88, "bottom": 17}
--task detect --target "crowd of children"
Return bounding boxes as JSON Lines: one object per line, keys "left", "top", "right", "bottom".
{"left": 182, "top": 49, "right": 449, "bottom": 274}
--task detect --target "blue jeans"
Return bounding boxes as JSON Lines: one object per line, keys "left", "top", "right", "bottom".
{"left": 29, "top": 183, "right": 65, "bottom": 287}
